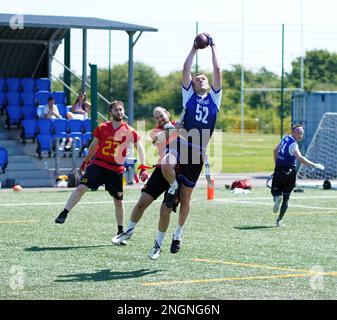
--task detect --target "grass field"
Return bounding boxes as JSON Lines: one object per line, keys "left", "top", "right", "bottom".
{"left": 144, "top": 132, "right": 279, "bottom": 174}
{"left": 1, "top": 186, "right": 337, "bottom": 300}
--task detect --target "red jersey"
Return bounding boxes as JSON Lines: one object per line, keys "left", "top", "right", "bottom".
{"left": 92, "top": 121, "right": 141, "bottom": 173}
{"left": 150, "top": 120, "right": 178, "bottom": 163}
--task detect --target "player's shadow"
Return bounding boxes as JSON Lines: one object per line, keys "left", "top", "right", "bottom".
{"left": 24, "top": 245, "right": 110, "bottom": 252}
{"left": 55, "top": 269, "right": 163, "bottom": 283}
{"left": 234, "top": 226, "right": 275, "bottom": 230}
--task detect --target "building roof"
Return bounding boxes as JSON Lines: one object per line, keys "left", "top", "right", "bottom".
{"left": 0, "top": 13, "right": 157, "bottom": 78}
{"left": 0, "top": 13, "right": 157, "bottom": 32}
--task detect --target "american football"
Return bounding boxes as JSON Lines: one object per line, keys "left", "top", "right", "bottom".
{"left": 194, "top": 33, "right": 209, "bottom": 49}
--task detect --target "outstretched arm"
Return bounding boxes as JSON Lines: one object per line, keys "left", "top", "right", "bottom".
{"left": 211, "top": 44, "right": 222, "bottom": 91}
{"left": 293, "top": 149, "right": 325, "bottom": 170}
{"left": 182, "top": 46, "right": 198, "bottom": 88}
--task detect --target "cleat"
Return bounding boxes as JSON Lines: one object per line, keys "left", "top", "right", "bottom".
{"left": 116, "top": 230, "right": 127, "bottom": 246}
{"left": 165, "top": 187, "right": 179, "bottom": 208}
{"left": 55, "top": 211, "right": 68, "bottom": 224}
{"left": 276, "top": 219, "right": 284, "bottom": 227}
{"left": 273, "top": 195, "right": 282, "bottom": 213}
{"left": 111, "top": 229, "right": 133, "bottom": 246}
{"left": 148, "top": 241, "right": 162, "bottom": 260}
{"left": 170, "top": 237, "right": 181, "bottom": 254}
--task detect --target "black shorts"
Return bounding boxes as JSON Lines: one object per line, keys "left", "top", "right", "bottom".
{"left": 166, "top": 140, "right": 204, "bottom": 188}
{"left": 80, "top": 164, "right": 123, "bottom": 200}
{"left": 141, "top": 166, "right": 169, "bottom": 200}
{"left": 271, "top": 167, "right": 296, "bottom": 197}
{"left": 141, "top": 166, "right": 181, "bottom": 212}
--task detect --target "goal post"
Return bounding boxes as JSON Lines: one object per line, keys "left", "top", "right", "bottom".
{"left": 297, "top": 112, "right": 337, "bottom": 181}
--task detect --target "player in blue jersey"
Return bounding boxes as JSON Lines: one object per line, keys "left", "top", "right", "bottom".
{"left": 271, "top": 124, "right": 325, "bottom": 227}
{"left": 151, "top": 32, "right": 222, "bottom": 258}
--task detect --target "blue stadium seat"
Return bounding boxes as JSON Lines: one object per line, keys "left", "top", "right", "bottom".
{"left": 68, "top": 119, "right": 84, "bottom": 133}
{"left": 83, "top": 118, "right": 91, "bottom": 133}
{"left": 0, "top": 147, "right": 8, "bottom": 174}
{"left": 6, "top": 78, "right": 21, "bottom": 92}
{"left": 35, "top": 91, "right": 50, "bottom": 106}
{"left": 0, "top": 78, "right": 6, "bottom": 91}
{"left": 53, "top": 119, "right": 68, "bottom": 139}
{"left": 21, "top": 78, "right": 36, "bottom": 92}
{"left": 21, "top": 119, "right": 38, "bottom": 143}
{"left": 82, "top": 132, "right": 92, "bottom": 147}
{"left": 0, "top": 92, "right": 6, "bottom": 114}
{"left": 51, "top": 91, "right": 66, "bottom": 105}
{"left": 36, "top": 134, "right": 53, "bottom": 158}
{"left": 6, "top": 92, "right": 21, "bottom": 105}
{"left": 21, "top": 92, "right": 35, "bottom": 106}
{"left": 22, "top": 105, "right": 37, "bottom": 119}
{"left": 37, "top": 119, "right": 53, "bottom": 135}
{"left": 36, "top": 78, "right": 50, "bottom": 91}
{"left": 56, "top": 104, "right": 67, "bottom": 118}
{"left": 6, "top": 105, "right": 23, "bottom": 126}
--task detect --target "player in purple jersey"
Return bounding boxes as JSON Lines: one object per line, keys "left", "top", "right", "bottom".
{"left": 156, "top": 33, "right": 222, "bottom": 257}
{"left": 271, "top": 124, "right": 325, "bottom": 227}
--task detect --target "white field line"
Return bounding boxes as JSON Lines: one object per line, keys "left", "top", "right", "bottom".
{"left": 0, "top": 200, "right": 139, "bottom": 207}
{"left": 212, "top": 199, "right": 336, "bottom": 211}
{"left": 0, "top": 194, "right": 335, "bottom": 210}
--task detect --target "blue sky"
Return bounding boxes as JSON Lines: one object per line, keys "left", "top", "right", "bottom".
{"left": 2, "top": 0, "right": 337, "bottom": 76}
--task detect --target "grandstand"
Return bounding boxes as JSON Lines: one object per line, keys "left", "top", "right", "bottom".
{"left": 0, "top": 14, "right": 157, "bottom": 187}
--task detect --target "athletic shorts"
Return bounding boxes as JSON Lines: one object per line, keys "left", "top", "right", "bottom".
{"left": 271, "top": 167, "right": 296, "bottom": 197}
{"left": 80, "top": 164, "right": 123, "bottom": 200}
{"left": 166, "top": 140, "right": 204, "bottom": 188}
{"left": 141, "top": 166, "right": 180, "bottom": 212}
{"left": 141, "top": 167, "right": 170, "bottom": 200}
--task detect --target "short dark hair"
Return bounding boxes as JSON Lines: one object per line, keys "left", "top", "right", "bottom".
{"left": 109, "top": 100, "right": 124, "bottom": 113}
{"left": 48, "top": 96, "right": 54, "bottom": 101}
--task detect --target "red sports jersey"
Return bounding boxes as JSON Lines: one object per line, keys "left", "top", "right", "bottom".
{"left": 92, "top": 121, "right": 141, "bottom": 172}
{"left": 150, "top": 120, "right": 178, "bottom": 163}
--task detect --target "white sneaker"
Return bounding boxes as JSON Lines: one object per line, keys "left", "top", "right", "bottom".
{"left": 148, "top": 241, "right": 162, "bottom": 260}
{"left": 276, "top": 219, "right": 284, "bottom": 227}
{"left": 273, "top": 196, "right": 282, "bottom": 213}
{"left": 111, "top": 229, "right": 133, "bottom": 246}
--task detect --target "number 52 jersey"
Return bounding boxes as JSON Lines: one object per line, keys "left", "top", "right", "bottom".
{"left": 181, "top": 82, "right": 222, "bottom": 149}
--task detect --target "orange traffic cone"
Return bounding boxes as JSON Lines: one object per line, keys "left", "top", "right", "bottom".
{"left": 207, "top": 178, "right": 215, "bottom": 200}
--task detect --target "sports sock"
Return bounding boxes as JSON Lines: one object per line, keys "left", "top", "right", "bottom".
{"left": 170, "top": 180, "right": 178, "bottom": 190}
{"left": 62, "top": 208, "right": 69, "bottom": 215}
{"left": 126, "top": 221, "right": 137, "bottom": 234}
{"left": 173, "top": 224, "right": 183, "bottom": 240}
{"left": 156, "top": 231, "right": 166, "bottom": 247}
{"left": 117, "top": 225, "right": 124, "bottom": 234}
{"left": 278, "top": 199, "right": 289, "bottom": 221}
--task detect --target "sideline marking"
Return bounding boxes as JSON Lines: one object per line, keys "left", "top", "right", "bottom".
{"left": 0, "top": 219, "right": 39, "bottom": 224}
{"left": 192, "top": 258, "right": 313, "bottom": 273}
{"left": 142, "top": 272, "right": 337, "bottom": 286}
{"left": 0, "top": 200, "right": 139, "bottom": 207}
{"left": 142, "top": 259, "right": 337, "bottom": 286}
{"left": 213, "top": 199, "right": 336, "bottom": 211}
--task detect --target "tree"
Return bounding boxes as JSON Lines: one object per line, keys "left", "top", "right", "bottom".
{"left": 287, "top": 49, "right": 337, "bottom": 91}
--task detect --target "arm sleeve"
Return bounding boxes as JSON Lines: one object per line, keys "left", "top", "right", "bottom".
{"left": 93, "top": 125, "right": 101, "bottom": 139}
{"left": 210, "top": 86, "right": 222, "bottom": 111}
{"left": 288, "top": 142, "right": 300, "bottom": 156}
{"left": 182, "top": 82, "right": 194, "bottom": 106}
